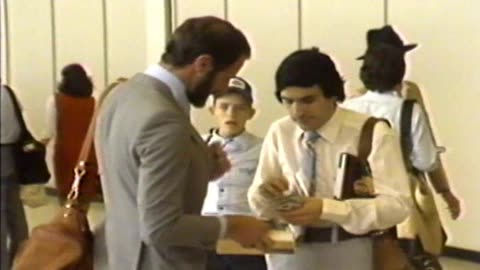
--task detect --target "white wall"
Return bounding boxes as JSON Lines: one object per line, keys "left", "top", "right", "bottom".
{"left": 1, "top": 0, "right": 7, "bottom": 83}
{"left": 302, "top": 0, "right": 384, "bottom": 96}
{"left": 6, "top": 0, "right": 53, "bottom": 137}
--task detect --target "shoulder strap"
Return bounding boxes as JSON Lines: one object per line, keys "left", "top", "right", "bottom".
{"left": 358, "top": 117, "right": 390, "bottom": 160}
{"left": 2, "top": 85, "right": 33, "bottom": 141}
{"left": 400, "top": 99, "right": 415, "bottom": 169}
{"left": 68, "top": 81, "right": 121, "bottom": 201}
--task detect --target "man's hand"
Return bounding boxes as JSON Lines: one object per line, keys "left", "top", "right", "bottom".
{"left": 225, "top": 216, "right": 272, "bottom": 249}
{"left": 209, "top": 143, "right": 231, "bottom": 179}
{"left": 441, "top": 191, "right": 461, "bottom": 220}
{"left": 279, "top": 198, "right": 323, "bottom": 226}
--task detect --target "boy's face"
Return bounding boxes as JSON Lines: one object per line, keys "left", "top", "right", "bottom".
{"left": 210, "top": 93, "right": 255, "bottom": 137}
{"left": 279, "top": 85, "right": 336, "bottom": 131}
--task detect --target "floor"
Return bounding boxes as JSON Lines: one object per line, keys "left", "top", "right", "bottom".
{"left": 23, "top": 195, "right": 479, "bottom": 270}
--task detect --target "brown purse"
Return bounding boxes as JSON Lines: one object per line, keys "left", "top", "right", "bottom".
{"left": 12, "top": 84, "right": 118, "bottom": 270}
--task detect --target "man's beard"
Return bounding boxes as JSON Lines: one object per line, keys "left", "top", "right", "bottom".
{"left": 187, "top": 71, "right": 216, "bottom": 108}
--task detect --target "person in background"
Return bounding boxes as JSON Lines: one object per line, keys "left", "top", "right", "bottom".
{"left": 248, "top": 48, "right": 411, "bottom": 270}
{"left": 95, "top": 16, "right": 271, "bottom": 270}
{"left": 342, "top": 35, "right": 461, "bottom": 269}
{"left": 202, "top": 76, "right": 266, "bottom": 270}
{"left": 355, "top": 25, "right": 461, "bottom": 221}
{"left": 1, "top": 84, "right": 29, "bottom": 270}
{"left": 44, "top": 63, "right": 100, "bottom": 207}
{"left": 351, "top": 25, "right": 461, "bottom": 221}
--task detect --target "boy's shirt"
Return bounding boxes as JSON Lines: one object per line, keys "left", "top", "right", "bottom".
{"left": 201, "top": 130, "right": 262, "bottom": 216}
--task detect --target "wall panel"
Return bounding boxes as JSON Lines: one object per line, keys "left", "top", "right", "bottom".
{"left": 7, "top": 0, "right": 53, "bottom": 136}
{"left": 302, "top": 0, "right": 384, "bottom": 97}
{"left": 106, "top": 0, "right": 147, "bottom": 82}
{"left": 54, "top": 0, "right": 105, "bottom": 92}
{"left": 223, "top": 0, "right": 298, "bottom": 136}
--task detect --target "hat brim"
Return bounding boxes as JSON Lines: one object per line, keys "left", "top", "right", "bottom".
{"left": 356, "top": 43, "right": 418, "bottom": 60}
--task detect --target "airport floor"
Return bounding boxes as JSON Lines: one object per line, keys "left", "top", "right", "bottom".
{"left": 24, "top": 195, "right": 479, "bottom": 270}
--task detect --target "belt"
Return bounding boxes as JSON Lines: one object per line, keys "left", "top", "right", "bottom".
{"left": 303, "top": 227, "right": 369, "bottom": 243}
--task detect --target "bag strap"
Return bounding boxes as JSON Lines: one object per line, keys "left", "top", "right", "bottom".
{"left": 67, "top": 81, "right": 122, "bottom": 201}
{"left": 400, "top": 99, "right": 416, "bottom": 172}
{"left": 358, "top": 117, "right": 390, "bottom": 160}
{"left": 2, "top": 85, "right": 34, "bottom": 141}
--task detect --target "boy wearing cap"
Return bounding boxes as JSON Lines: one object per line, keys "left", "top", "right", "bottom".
{"left": 247, "top": 48, "right": 412, "bottom": 270}
{"left": 202, "top": 77, "right": 267, "bottom": 270}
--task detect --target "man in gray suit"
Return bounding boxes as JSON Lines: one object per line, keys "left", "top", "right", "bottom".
{"left": 95, "top": 16, "right": 272, "bottom": 270}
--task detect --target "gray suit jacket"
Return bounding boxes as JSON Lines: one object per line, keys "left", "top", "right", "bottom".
{"left": 95, "top": 73, "right": 221, "bottom": 270}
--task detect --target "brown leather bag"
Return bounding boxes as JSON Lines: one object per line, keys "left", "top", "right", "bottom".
{"left": 358, "top": 118, "right": 413, "bottom": 270}
{"left": 12, "top": 84, "right": 118, "bottom": 270}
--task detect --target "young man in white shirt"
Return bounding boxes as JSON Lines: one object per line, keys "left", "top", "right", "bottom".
{"left": 247, "top": 48, "right": 412, "bottom": 270}
{"left": 202, "top": 77, "right": 266, "bottom": 270}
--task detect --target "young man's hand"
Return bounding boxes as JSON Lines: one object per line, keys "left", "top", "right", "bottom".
{"left": 279, "top": 198, "right": 323, "bottom": 226}
{"left": 441, "top": 191, "right": 461, "bottom": 219}
{"left": 209, "top": 142, "right": 231, "bottom": 179}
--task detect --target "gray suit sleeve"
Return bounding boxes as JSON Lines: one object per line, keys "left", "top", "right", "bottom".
{"left": 134, "top": 111, "right": 221, "bottom": 250}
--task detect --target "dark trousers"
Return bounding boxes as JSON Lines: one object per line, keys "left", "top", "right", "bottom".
{"left": 206, "top": 252, "right": 267, "bottom": 270}
{"left": 1, "top": 180, "right": 29, "bottom": 270}
{"left": 399, "top": 239, "right": 443, "bottom": 270}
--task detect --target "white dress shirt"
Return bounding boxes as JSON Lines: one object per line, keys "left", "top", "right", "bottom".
{"left": 248, "top": 107, "right": 412, "bottom": 235}
{"left": 341, "top": 91, "right": 440, "bottom": 172}
{"left": 143, "top": 64, "right": 227, "bottom": 237}
{"left": 202, "top": 130, "right": 262, "bottom": 216}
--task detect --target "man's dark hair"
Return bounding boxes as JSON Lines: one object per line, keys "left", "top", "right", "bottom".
{"left": 57, "top": 63, "right": 93, "bottom": 97}
{"left": 275, "top": 48, "right": 345, "bottom": 102}
{"left": 161, "top": 16, "right": 251, "bottom": 70}
{"left": 360, "top": 43, "right": 406, "bottom": 92}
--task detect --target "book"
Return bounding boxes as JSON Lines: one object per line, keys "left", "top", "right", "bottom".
{"left": 334, "top": 152, "right": 373, "bottom": 200}
{"left": 216, "top": 228, "right": 296, "bottom": 255}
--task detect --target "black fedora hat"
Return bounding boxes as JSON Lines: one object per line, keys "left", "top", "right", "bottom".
{"left": 357, "top": 25, "right": 417, "bottom": 60}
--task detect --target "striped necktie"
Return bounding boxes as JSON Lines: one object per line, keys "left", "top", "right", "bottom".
{"left": 303, "top": 131, "right": 321, "bottom": 196}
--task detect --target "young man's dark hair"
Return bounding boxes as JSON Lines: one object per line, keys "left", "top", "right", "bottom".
{"left": 275, "top": 47, "right": 345, "bottom": 102}
{"left": 359, "top": 43, "right": 406, "bottom": 92}
{"left": 161, "top": 16, "right": 251, "bottom": 70}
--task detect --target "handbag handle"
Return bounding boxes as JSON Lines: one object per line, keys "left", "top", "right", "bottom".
{"left": 67, "top": 79, "right": 125, "bottom": 201}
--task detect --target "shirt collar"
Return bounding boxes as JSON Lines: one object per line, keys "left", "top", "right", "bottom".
{"left": 295, "top": 107, "right": 343, "bottom": 144}
{"left": 144, "top": 64, "right": 190, "bottom": 116}
{"left": 208, "top": 129, "right": 253, "bottom": 152}
{"left": 363, "top": 90, "right": 400, "bottom": 99}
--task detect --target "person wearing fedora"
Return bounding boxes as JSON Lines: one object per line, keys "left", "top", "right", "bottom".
{"left": 343, "top": 25, "right": 462, "bottom": 270}
{"left": 202, "top": 76, "right": 266, "bottom": 270}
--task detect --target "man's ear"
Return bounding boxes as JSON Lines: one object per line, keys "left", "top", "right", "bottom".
{"left": 192, "top": 54, "right": 214, "bottom": 75}
{"left": 208, "top": 105, "right": 215, "bottom": 115}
